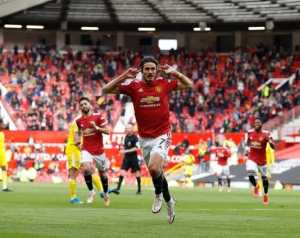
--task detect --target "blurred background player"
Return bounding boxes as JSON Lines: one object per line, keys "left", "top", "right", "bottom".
{"left": 111, "top": 124, "right": 141, "bottom": 195}
{"left": 182, "top": 150, "right": 195, "bottom": 187}
{"left": 65, "top": 118, "right": 103, "bottom": 204}
{"left": 103, "top": 56, "right": 193, "bottom": 224}
{"left": 0, "top": 118, "right": 12, "bottom": 192}
{"left": 75, "top": 97, "right": 111, "bottom": 207}
{"left": 245, "top": 117, "right": 275, "bottom": 205}
{"left": 65, "top": 119, "right": 82, "bottom": 204}
{"left": 211, "top": 144, "right": 232, "bottom": 192}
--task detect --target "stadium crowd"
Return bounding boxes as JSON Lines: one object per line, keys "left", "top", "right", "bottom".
{"left": 1, "top": 43, "right": 300, "bottom": 132}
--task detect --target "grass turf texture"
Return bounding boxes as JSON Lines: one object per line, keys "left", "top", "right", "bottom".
{"left": 0, "top": 183, "right": 299, "bottom": 238}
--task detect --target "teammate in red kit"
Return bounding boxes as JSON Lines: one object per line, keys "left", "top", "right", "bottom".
{"left": 75, "top": 96, "right": 111, "bottom": 206}
{"left": 245, "top": 117, "right": 275, "bottom": 205}
{"left": 102, "top": 57, "right": 193, "bottom": 224}
{"left": 211, "top": 145, "right": 232, "bottom": 192}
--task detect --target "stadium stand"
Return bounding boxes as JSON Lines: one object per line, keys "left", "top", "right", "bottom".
{"left": 0, "top": 45, "right": 123, "bottom": 130}
{"left": 1, "top": 44, "right": 300, "bottom": 132}
{"left": 0, "top": 0, "right": 300, "bottom": 190}
{"left": 2, "top": 0, "right": 300, "bottom": 25}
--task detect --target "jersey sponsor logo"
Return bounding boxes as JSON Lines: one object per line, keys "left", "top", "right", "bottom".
{"left": 82, "top": 128, "right": 97, "bottom": 136}
{"left": 250, "top": 141, "right": 262, "bottom": 149}
{"left": 140, "top": 96, "right": 160, "bottom": 104}
{"left": 138, "top": 88, "right": 144, "bottom": 93}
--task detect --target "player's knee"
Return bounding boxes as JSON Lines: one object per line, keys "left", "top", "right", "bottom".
{"left": 99, "top": 171, "right": 108, "bottom": 177}
{"left": 68, "top": 169, "right": 76, "bottom": 178}
{"left": 120, "top": 170, "right": 126, "bottom": 177}
{"left": 247, "top": 170, "right": 256, "bottom": 177}
{"left": 261, "top": 175, "right": 268, "bottom": 181}
{"left": 83, "top": 169, "right": 92, "bottom": 176}
{"left": 148, "top": 164, "right": 161, "bottom": 177}
{"left": 135, "top": 171, "right": 141, "bottom": 177}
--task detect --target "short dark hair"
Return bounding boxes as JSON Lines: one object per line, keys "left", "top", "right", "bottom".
{"left": 254, "top": 116, "right": 262, "bottom": 122}
{"left": 79, "top": 96, "right": 90, "bottom": 104}
{"left": 140, "top": 57, "right": 159, "bottom": 69}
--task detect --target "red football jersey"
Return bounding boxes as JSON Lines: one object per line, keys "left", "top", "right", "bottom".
{"left": 210, "top": 146, "right": 231, "bottom": 166}
{"left": 76, "top": 113, "right": 107, "bottom": 155}
{"left": 247, "top": 129, "right": 270, "bottom": 165}
{"left": 119, "top": 78, "right": 177, "bottom": 138}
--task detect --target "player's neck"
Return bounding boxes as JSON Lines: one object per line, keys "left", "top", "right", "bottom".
{"left": 143, "top": 79, "right": 155, "bottom": 85}
{"left": 82, "top": 111, "right": 92, "bottom": 117}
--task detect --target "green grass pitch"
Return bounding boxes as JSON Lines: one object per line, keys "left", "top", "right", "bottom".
{"left": 0, "top": 183, "right": 299, "bottom": 238}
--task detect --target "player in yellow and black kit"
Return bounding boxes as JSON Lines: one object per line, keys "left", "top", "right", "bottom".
{"left": 0, "top": 118, "right": 12, "bottom": 192}
{"left": 65, "top": 119, "right": 103, "bottom": 204}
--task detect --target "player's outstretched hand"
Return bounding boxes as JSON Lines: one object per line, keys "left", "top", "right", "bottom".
{"left": 122, "top": 67, "right": 140, "bottom": 79}
{"left": 159, "top": 64, "right": 176, "bottom": 75}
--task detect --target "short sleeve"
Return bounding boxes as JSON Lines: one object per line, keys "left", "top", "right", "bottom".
{"left": 166, "top": 79, "right": 178, "bottom": 93}
{"left": 75, "top": 119, "right": 81, "bottom": 129}
{"left": 98, "top": 115, "right": 107, "bottom": 127}
{"left": 119, "top": 81, "right": 134, "bottom": 96}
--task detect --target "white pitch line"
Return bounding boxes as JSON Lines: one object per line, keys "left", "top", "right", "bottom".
{"left": 195, "top": 208, "right": 300, "bottom": 212}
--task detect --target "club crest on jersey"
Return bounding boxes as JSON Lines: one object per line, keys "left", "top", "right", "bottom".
{"left": 155, "top": 86, "right": 162, "bottom": 93}
{"left": 138, "top": 88, "right": 144, "bottom": 93}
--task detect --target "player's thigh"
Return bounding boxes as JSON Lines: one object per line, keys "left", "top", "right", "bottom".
{"left": 222, "top": 165, "right": 230, "bottom": 177}
{"left": 246, "top": 159, "right": 258, "bottom": 174}
{"left": 121, "top": 158, "right": 130, "bottom": 171}
{"left": 0, "top": 154, "right": 7, "bottom": 168}
{"left": 81, "top": 150, "right": 94, "bottom": 173}
{"left": 93, "top": 154, "right": 109, "bottom": 172}
{"left": 148, "top": 134, "right": 170, "bottom": 167}
{"left": 139, "top": 138, "right": 151, "bottom": 165}
{"left": 215, "top": 164, "right": 223, "bottom": 176}
{"left": 140, "top": 134, "right": 169, "bottom": 165}
{"left": 130, "top": 157, "right": 141, "bottom": 173}
{"left": 184, "top": 166, "right": 193, "bottom": 177}
{"left": 150, "top": 134, "right": 170, "bottom": 160}
{"left": 258, "top": 165, "right": 268, "bottom": 177}
{"left": 67, "top": 150, "right": 81, "bottom": 170}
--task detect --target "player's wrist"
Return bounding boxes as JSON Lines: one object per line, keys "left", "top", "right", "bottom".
{"left": 172, "top": 71, "right": 183, "bottom": 78}
{"left": 117, "top": 75, "right": 126, "bottom": 82}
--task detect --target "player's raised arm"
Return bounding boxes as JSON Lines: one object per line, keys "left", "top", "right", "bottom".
{"left": 160, "top": 64, "right": 193, "bottom": 90}
{"left": 102, "top": 67, "right": 139, "bottom": 94}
